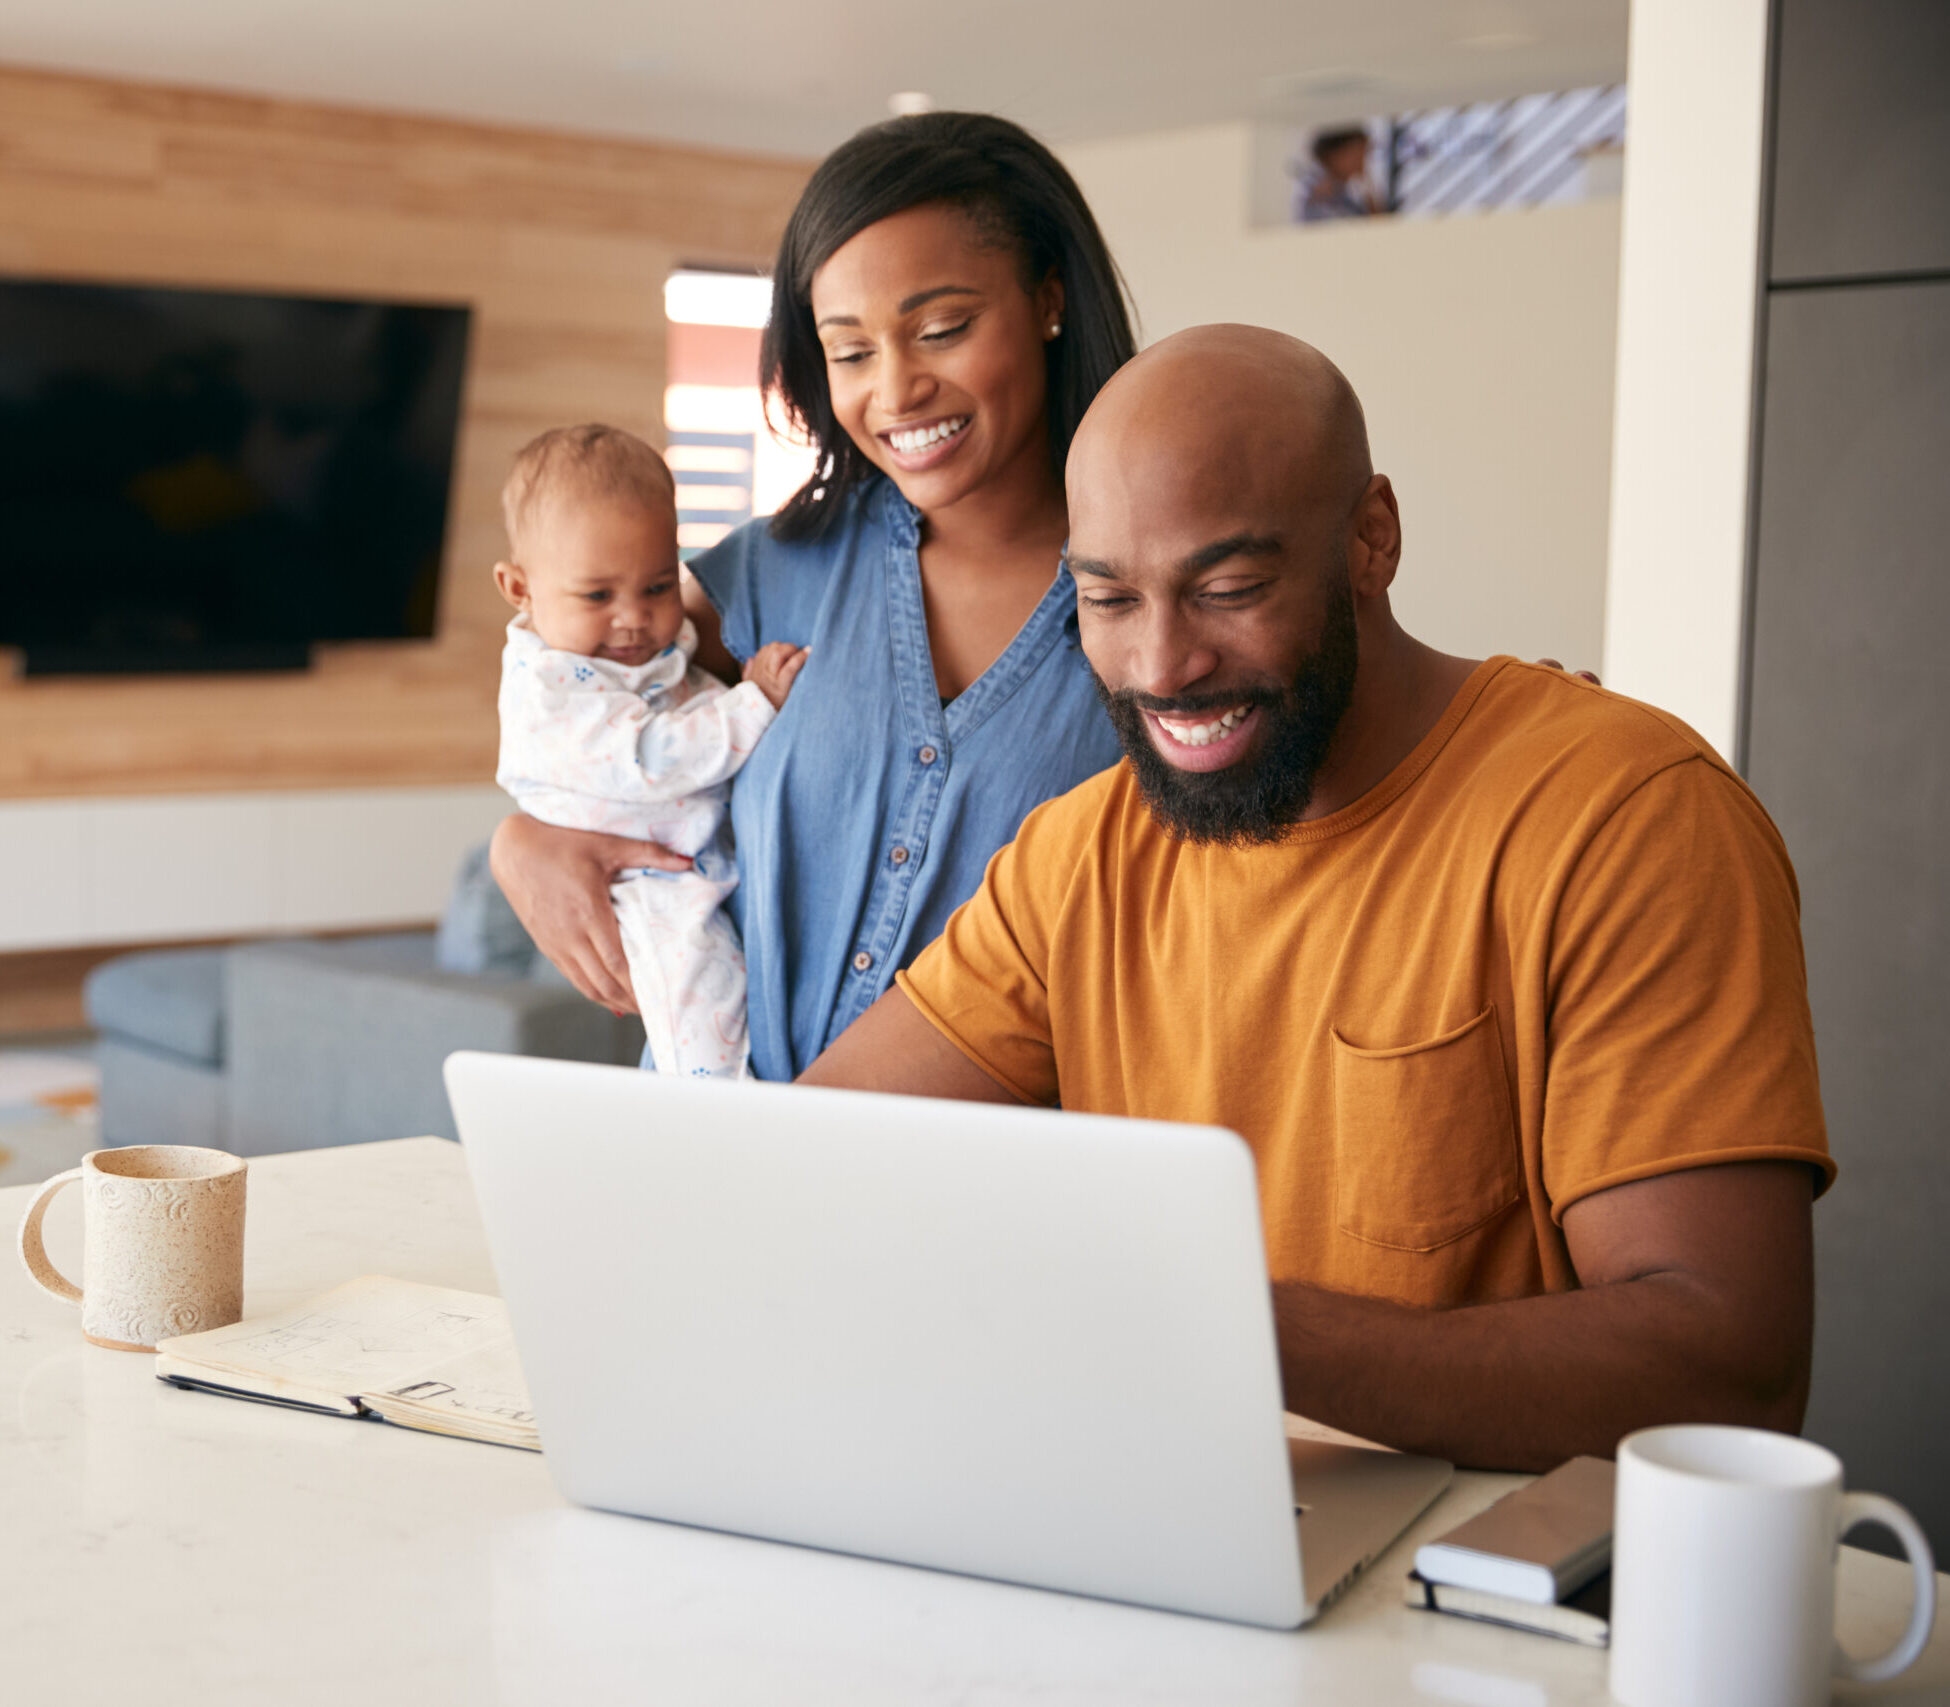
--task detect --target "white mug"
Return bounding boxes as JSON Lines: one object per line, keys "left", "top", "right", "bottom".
{"left": 1611, "top": 1423, "right": 1936, "bottom": 1707}
{"left": 16, "top": 1144, "right": 247, "bottom": 1350}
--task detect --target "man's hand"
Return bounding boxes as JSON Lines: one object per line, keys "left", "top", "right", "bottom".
{"left": 1536, "top": 657, "right": 1602, "bottom": 685}
{"left": 1272, "top": 1160, "right": 1815, "bottom": 1470}
{"left": 488, "top": 814, "right": 689, "bottom": 1014}
{"left": 744, "top": 642, "right": 809, "bottom": 711}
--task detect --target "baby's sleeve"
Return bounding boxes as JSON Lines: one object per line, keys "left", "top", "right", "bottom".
{"left": 634, "top": 678, "right": 777, "bottom": 798}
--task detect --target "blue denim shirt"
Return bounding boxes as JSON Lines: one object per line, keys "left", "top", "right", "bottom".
{"left": 688, "top": 479, "right": 1124, "bottom": 1080}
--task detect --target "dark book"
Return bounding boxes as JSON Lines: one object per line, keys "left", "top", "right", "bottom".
{"left": 1405, "top": 1567, "right": 1611, "bottom": 1648}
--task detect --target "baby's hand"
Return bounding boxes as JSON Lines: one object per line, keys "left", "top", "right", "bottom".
{"left": 744, "top": 642, "right": 809, "bottom": 711}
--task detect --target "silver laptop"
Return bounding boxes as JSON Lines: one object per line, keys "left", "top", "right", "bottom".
{"left": 445, "top": 1051, "right": 1451, "bottom": 1629}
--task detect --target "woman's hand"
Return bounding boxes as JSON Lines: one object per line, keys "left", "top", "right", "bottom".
{"left": 489, "top": 814, "right": 689, "bottom": 1014}
{"left": 1536, "top": 658, "right": 1602, "bottom": 685}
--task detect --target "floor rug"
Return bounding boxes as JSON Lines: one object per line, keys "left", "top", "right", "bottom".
{"left": 0, "top": 1051, "right": 101, "bottom": 1191}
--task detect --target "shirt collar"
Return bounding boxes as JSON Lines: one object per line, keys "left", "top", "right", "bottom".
{"left": 505, "top": 611, "right": 696, "bottom": 692}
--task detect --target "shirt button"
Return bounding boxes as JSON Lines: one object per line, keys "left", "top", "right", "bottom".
{"left": 890, "top": 846, "right": 910, "bottom": 866}
{"left": 852, "top": 951, "right": 874, "bottom": 973}
{"left": 918, "top": 746, "right": 938, "bottom": 765}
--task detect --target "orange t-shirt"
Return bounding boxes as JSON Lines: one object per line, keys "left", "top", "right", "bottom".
{"left": 898, "top": 658, "right": 1833, "bottom": 1310}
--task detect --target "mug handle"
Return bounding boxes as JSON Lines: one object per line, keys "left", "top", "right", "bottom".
{"left": 16, "top": 1167, "right": 84, "bottom": 1305}
{"left": 1833, "top": 1490, "right": 1937, "bottom": 1683}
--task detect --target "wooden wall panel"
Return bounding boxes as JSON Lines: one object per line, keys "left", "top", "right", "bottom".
{"left": 0, "top": 65, "right": 810, "bottom": 800}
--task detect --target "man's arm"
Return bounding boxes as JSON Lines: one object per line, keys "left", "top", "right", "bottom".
{"left": 1273, "top": 1159, "right": 1816, "bottom": 1470}
{"left": 799, "top": 987, "right": 1024, "bottom": 1103}
{"left": 807, "top": 1003, "right": 1815, "bottom": 1471}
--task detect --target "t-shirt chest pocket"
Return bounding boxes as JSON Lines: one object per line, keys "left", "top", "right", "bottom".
{"left": 1329, "top": 1005, "right": 1521, "bottom": 1252}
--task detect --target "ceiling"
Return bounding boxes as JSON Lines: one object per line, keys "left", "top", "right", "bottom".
{"left": 0, "top": 0, "right": 1629, "bottom": 159}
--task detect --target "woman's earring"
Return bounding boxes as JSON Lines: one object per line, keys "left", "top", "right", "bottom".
{"left": 1046, "top": 321, "right": 1063, "bottom": 339}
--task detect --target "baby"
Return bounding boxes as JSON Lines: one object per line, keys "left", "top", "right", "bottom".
{"left": 492, "top": 423, "right": 805, "bottom": 1078}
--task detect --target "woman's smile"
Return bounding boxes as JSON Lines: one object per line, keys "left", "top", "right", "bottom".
{"left": 880, "top": 413, "right": 973, "bottom": 469}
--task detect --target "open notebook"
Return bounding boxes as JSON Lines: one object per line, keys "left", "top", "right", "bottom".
{"left": 154, "top": 1275, "right": 538, "bottom": 1451}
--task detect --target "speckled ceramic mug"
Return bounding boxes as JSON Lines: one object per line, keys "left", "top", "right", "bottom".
{"left": 16, "top": 1145, "right": 246, "bottom": 1350}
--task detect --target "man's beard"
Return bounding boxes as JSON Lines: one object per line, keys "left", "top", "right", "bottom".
{"left": 1093, "top": 573, "right": 1359, "bottom": 845}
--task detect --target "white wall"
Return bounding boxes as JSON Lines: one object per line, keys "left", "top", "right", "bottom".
{"left": 0, "top": 786, "right": 510, "bottom": 951}
{"left": 1602, "top": 0, "right": 1772, "bottom": 761}
{"left": 1060, "top": 123, "right": 1622, "bottom": 671}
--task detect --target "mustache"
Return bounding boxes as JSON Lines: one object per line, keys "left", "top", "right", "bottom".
{"left": 1095, "top": 682, "right": 1287, "bottom": 718}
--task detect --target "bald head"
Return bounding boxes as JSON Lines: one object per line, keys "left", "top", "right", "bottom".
{"left": 1065, "top": 324, "right": 1404, "bottom": 842}
{"left": 1067, "top": 325, "right": 1373, "bottom": 534}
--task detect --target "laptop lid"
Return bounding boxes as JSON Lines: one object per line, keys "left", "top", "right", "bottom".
{"left": 447, "top": 1053, "right": 1312, "bottom": 1626}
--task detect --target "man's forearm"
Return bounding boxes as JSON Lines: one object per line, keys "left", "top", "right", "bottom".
{"left": 799, "top": 986, "right": 1026, "bottom": 1104}
{"left": 1274, "top": 1272, "right": 1809, "bottom": 1471}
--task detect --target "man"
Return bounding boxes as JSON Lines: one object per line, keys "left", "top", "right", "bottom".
{"left": 803, "top": 326, "right": 1832, "bottom": 1472}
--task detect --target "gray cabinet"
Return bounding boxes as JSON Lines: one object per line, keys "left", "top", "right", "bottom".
{"left": 1746, "top": 279, "right": 1950, "bottom": 1543}
{"left": 1770, "top": 0, "right": 1950, "bottom": 283}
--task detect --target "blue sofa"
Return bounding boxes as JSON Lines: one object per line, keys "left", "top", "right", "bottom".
{"left": 84, "top": 849, "right": 643, "bottom": 1155}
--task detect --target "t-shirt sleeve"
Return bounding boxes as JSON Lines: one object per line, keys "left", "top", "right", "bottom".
{"left": 895, "top": 791, "right": 1082, "bottom": 1107}
{"left": 688, "top": 505, "right": 848, "bottom": 665}
{"left": 1541, "top": 756, "right": 1835, "bottom": 1219}
{"left": 684, "top": 520, "right": 768, "bottom": 663}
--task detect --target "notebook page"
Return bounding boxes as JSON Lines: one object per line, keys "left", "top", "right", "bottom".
{"left": 156, "top": 1275, "right": 515, "bottom": 1407}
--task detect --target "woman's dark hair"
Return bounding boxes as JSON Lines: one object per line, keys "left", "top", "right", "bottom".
{"left": 761, "top": 111, "right": 1137, "bottom": 541}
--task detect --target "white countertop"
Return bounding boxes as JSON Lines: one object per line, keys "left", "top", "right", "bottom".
{"left": 4, "top": 1136, "right": 1945, "bottom": 1706}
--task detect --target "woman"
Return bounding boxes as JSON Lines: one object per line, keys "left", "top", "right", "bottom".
{"left": 493, "top": 111, "right": 1136, "bottom": 1079}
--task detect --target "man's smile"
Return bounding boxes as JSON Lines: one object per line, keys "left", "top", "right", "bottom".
{"left": 1142, "top": 703, "right": 1262, "bottom": 772}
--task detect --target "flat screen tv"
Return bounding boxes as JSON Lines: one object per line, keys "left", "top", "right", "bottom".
{"left": 0, "top": 277, "right": 471, "bottom": 674}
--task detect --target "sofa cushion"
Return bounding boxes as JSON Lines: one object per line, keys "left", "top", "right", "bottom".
{"left": 435, "top": 843, "right": 540, "bottom": 978}
{"left": 84, "top": 947, "right": 229, "bottom": 1067}
{"left": 95, "top": 1034, "right": 226, "bottom": 1147}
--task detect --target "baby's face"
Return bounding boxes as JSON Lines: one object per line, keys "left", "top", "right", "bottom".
{"left": 513, "top": 491, "right": 684, "bottom": 667}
